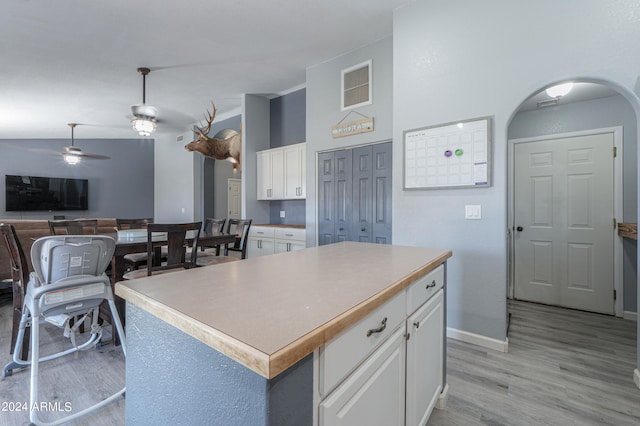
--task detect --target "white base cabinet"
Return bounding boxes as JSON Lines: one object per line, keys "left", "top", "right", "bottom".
{"left": 319, "top": 327, "right": 406, "bottom": 426}
{"left": 247, "top": 226, "right": 306, "bottom": 258}
{"left": 317, "top": 264, "right": 446, "bottom": 426}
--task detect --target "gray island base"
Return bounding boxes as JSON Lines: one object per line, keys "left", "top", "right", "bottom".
{"left": 126, "top": 304, "right": 313, "bottom": 426}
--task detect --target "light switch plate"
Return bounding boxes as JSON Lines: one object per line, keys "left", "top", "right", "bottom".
{"left": 280, "top": 210, "right": 285, "bottom": 218}
{"left": 465, "top": 205, "right": 481, "bottom": 219}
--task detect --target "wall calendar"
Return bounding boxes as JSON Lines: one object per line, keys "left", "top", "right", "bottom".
{"left": 403, "top": 117, "right": 492, "bottom": 189}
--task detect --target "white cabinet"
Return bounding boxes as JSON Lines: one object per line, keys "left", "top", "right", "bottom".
{"left": 257, "top": 143, "right": 306, "bottom": 200}
{"left": 319, "top": 327, "right": 406, "bottom": 426}
{"left": 274, "top": 227, "right": 306, "bottom": 254}
{"left": 283, "top": 144, "right": 306, "bottom": 199}
{"left": 247, "top": 226, "right": 276, "bottom": 258}
{"left": 406, "top": 289, "right": 444, "bottom": 426}
{"left": 317, "top": 264, "right": 446, "bottom": 426}
{"left": 247, "top": 226, "right": 305, "bottom": 258}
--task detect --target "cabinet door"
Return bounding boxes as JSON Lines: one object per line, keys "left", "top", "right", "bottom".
{"left": 320, "top": 327, "right": 405, "bottom": 426}
{"left": 257, "top": 151, "right": 271, "bottom": 200}
{"left": 270, "top": 148, "right": 285, "bottom": 199}
{"left": 247, "top": 237, "right": 275, "bottom": 258}
{"left": 406, "top": 289, "right": 444, "bottom": 426}
{"left": 274, "top": 239, "right": 305, "bottom": 254}
{"left": 284, "top": 145, "right": 303, "bottom": 199}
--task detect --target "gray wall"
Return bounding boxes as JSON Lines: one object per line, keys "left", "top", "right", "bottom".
{"left": 305, "top": 36, "right": 394, "bottom": 245}
{"left": 243, "top": 94, "right": 271, "bottom": 225}
{"left": 393, "top": 0, "right": 640, "bottom": 354}
{"left": 199, "top": 115, "right": 242, "bottom": 220}
{"left": 269, "top": 88, "right": 307, "bottom": 225}
{"left": 155, "top": 131, "right": 199, "bottom": 222}
{"left": 509, "top": 94, "right": 638, "bottom": 313}
{"left": 0, "top": 138, "right": 153, "bottom": 219}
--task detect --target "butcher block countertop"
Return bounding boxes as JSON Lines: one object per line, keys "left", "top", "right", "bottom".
{"left": 115, "top": 242, "right": 452, "bottom": 379}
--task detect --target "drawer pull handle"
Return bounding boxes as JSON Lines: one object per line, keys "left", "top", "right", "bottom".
{"left": 426, "top": 280, "right": 437, "bottom": 289}
{"left": 366, "top": 317, "right": 387, "bottom": 337}
{"left": 285, "top": 233, "right": 294, "bottom": 236}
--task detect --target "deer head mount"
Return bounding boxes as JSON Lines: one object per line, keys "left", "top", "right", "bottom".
{"left": 185, "top": 102, "right": 241, "bottom": 171}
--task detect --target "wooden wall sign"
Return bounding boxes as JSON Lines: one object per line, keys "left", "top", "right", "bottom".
{"left": 331, "top": 115, "right": 374, "bottom": 138}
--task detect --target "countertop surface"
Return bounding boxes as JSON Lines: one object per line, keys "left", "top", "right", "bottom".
{"left": 251, "top": 224, "right": 306, "bottom": 229}
{"left": 116, "top": 242, "right": 451, "bottom": 378}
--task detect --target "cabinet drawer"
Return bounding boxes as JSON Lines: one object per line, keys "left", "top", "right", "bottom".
{"left": 273, "top": 227, "right": 305, "bottom": 241}
{"left": 319, "top": 291, "right": 405, "bottom": 397}
{"left": 249, "top": 226, "right": 275, "bottom": 238}
{"left": 406, "top": 264, "right": 444, "bottom": 315}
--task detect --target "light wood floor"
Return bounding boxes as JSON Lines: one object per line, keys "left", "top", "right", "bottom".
{"left": 0, "top": 298, "right": 637, "bottom": 425}
{"left": 429, "top": 300, "right": 640, "bottom": 426}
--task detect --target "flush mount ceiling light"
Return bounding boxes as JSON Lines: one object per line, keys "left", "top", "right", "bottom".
{"left": 131, "top": 67, "right": 158, "bottom": 137}
{"left": 545, "top": 82, "right": 574, "bottom": 98}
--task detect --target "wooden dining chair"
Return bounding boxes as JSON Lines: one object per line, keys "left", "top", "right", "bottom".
{"left": 196, "top": 219, "right": 252, "bottom": 267}
{"left": 123, "top": 222, "right": 202, "bottom": 280}
{"left": 0, "top": 224, "right": 30, "bottom": 360}
{"left": 48, "top": 219, "right": 98, "bottom": 235}
{"left": 116, "top": 218, "right": 154, "bottom": 271}
{"left": 200, "top": 218, "right": 226, "bottom": 254}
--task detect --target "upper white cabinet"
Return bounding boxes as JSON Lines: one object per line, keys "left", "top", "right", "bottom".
{"left": 257, "top": 143, "right": 306, "bottom": 200}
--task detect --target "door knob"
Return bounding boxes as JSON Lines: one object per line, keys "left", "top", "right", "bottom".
{"left": 361, "top": 228, "right": 366, "bottom": 232}
{"left": 516, "top": 226, "right": 523, "bottom": 232}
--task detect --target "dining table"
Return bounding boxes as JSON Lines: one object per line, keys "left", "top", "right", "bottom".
{"left": 108, "top": 230, "right": 238, "bottom": 343}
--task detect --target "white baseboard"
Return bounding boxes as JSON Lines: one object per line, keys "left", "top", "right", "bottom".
{"left": 623, "top": 311, "right": 638, "bottom": 322}
{"left": 435, "top": 384, "right": 449, "bottom": 410}
{"left": 634, "top": 369, "right": 640, "bottom": 390}
{"left": 447, "top": 327, "right": 509, "bottom": 352}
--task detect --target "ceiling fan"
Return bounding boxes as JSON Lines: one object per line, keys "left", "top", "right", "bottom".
{"left": 62, "top": 123, "right": 110, "bottom": 165}
{"left": 130, "top": 67, "right": 159, "bottom": 136}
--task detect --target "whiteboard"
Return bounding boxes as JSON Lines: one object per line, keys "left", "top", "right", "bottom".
{"left": 403, "top": 117, "right": 492, "bottom": 189}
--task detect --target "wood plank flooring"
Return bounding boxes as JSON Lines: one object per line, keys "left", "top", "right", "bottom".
{"left": 429, "top": 300, "right": 640, "bottom": 426}
{"left": 0, "top": 298, "right": 637, "bottom": 425}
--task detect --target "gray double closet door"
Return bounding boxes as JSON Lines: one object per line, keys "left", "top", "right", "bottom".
{"left": 318, "top": 142, "right": 392, "bottom": 245}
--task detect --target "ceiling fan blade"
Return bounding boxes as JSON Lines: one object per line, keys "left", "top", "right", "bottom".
{"left": 78, "top": 153, "right": 111, "bottom": 160}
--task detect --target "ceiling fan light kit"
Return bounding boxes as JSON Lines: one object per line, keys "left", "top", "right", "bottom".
{"left": 62, "top": 123, "right": 110, "bottom": 164}
{"left": 131, "top": 67, "right": 159, "bottom": 137}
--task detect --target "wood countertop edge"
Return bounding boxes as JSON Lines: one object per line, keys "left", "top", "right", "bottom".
{"left": 267, "top": 250, "right": 452, "bottom": 378}
{"left": 117, "top": 248, "right": 452, "bottom": 379}
{"left": 115, "top": 284, "right": 271, "bottom": 377}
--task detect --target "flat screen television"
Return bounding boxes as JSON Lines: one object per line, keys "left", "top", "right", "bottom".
{"left": 5, "top": 175, "right": 88, "bottom": 211}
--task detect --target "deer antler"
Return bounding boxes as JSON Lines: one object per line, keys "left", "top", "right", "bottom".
{"left": 197, "top": 101, "right": 217, "bottom": 136}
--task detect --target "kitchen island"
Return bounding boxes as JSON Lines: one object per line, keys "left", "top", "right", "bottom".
{"left": 115, "top": 241, "right": 452, "bottom": 425}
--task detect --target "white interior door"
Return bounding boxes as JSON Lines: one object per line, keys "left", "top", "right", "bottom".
{"left": 513, "top": 132, "right": 614, "bottom": 314}
{"left": 227, "top": 178, "right": 242, "bottom": 219}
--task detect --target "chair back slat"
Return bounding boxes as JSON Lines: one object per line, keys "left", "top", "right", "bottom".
{"left": 203, "top": 218, "right": 226, "bottom": 234}
{"left": 146, "top": 222, "right": 202, "bottom": 276}
{"left": 116, "top": 218, "right": 153, "bottom": 230}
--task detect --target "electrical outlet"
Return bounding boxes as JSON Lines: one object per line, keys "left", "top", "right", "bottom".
{"left": 280, "top": 210, "right": 286, "bottom": 218}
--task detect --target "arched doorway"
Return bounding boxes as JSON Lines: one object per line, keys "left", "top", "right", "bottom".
{"left": 507, "top": 80, "right": 637, "bottom": 317}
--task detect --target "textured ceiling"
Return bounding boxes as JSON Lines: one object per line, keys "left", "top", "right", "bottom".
{"left": 1, "top": 0, "right": 409, "bottom": 139}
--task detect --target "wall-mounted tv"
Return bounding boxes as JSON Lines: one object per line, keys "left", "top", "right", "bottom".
{"left": 5, "top": 175, "right": 89, "bottom": 212}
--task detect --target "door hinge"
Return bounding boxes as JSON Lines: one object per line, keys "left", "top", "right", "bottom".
{"left": 614, "top": 289, "right": 617, "bottom": 301}
{"left": 613, "top": 146, "right": 617, "bottom": 157}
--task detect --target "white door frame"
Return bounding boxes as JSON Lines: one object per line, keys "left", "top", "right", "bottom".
{"left": 227, "top": 178, "right": 242, "bottom": 219}
{"left": 507, "top": 126, "right": 623, "bottom": 317}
